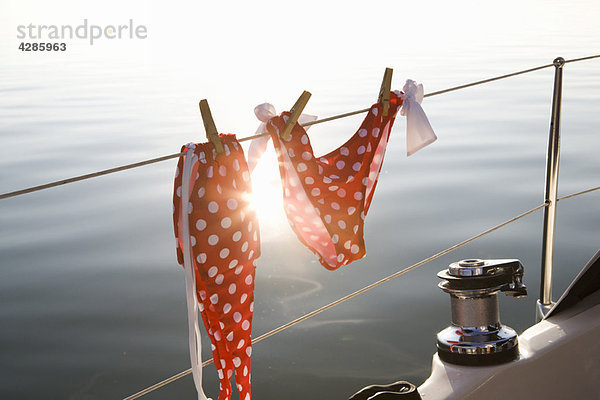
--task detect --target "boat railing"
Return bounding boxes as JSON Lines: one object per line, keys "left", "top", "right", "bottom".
{"left": 1, "top": 55, "right": 599, "bottom": 400}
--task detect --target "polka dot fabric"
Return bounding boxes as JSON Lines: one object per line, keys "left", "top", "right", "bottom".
{"left": 266, "top": 92, "right": 403, "bottom": 270}
{"left": 173, "top": 135, "right": 260, "bottom": 400}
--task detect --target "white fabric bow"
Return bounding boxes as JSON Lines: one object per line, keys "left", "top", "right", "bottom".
{"left": 396, "top": 80, "right": 437, "bottom": 156}
{"left": 247, "top": 103, "right": 317, "bottom": 172}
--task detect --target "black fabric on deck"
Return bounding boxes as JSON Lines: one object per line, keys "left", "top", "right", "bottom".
{"left": 547, "top": 249, "right": 600, "bottom": 317}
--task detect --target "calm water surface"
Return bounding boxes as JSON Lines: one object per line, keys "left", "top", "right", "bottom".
{"left": 1, "top": 1, "right": 599, "bottom": 399}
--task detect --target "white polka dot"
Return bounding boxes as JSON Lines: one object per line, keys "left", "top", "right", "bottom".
{"left": 227, "top": 199, "right": 238, "bottom": 210}
{"left": 318, "top": 165, "right": 324, "bottom": 174}
{"left": 367, "top": 143, "right": 372, "bottom": 152}
{"left": 358, "top": 128, "right": 368, "bottom": 137}
{"left": 246, "top": 346, "right": 252, "bottom": 357}
{"left": 241, "top": 241, "right": 249, "bottom": 252}
{"left": 297, "top": 163, "right": 307, "bottom": 172}
{"left": 354, "top": 192, "right": 363, "bottom": 200}
{"left": 233, "top": 357, "right": 242, "bottom": 368}
{"left": 232, "top": 231, "right": 242, "bottom": 242}
{"left": 190, "top": 236, "right": 197, "bottom": 246}
{"left": 338, "top": 220, "right": 346, "bottom": 229}
{"left": 344, "top": 240, "right": 351, "bottom": 249}
{"left": 208, "top": 235, "right": 219, "bottom": 245}
{"left": 229, "top": 284, "right": 237, "bottom": 295}
{"left": 340, "top": 147, "right": 349, "bottom": 156}
{"left": 248, "top": 250, "right": 254, "bottom": 259}
{"left": 305, "top": 176, "right": 314, "bottom": 185}
{"left": 221, "top": 217, "right": 232, "bottom": 229}
{"left": 253, "top": 231, "right": 258, "bottom": 241}
{"left": 210, "top": 294, "right": 219, "bottom": 304}
{"left": 195, "top": 219, "right": 206, "bottom": 231}
{"left": 288, "top": 148, "right": 295, "bottom": 158}
{"left": 208, "top": 266, "right": 218, "bottom": 277}
{"left": 311, "top": 188, "right": 321, "bottom": 196}
{"left": 347, "top": 207, "right": 356, "bottom": 215}
{"left": 188, "top": 202, "right": 193, "bottom": 214}
{"left": 214, "top": 330, "right": 221, "bottom": 341}
{"left": 337, "top": 188, "right": 346, "bottom": 197}
{"left": 372, "top": 107, "right": 379, "bottom": 116}
{"left": 216, "top": 184, "right": 222, "bottom": 194}
{"left": 336, "top": 160, "right": 345, "bottom": 170}
{"left": 227, "top": 332, "right": 234, "bottom": 341}
{"left": 219, "top": 165, "right": 227, "bottom": 176}
{"left": 302, "top": 151, "right": 312, "bottom": 161}
{"left": 247, "top": 221, "right": 253, "bottom": 232}
{"left": 323, "top": 176, "right": 332, "bottom": 184}
{"left": 241, "top": 320, "right": 250, "bottom": 330}
{"left": 301, "top": 135, "right": 309, "bottom": 144}
{"left": 354, "top": 224, "right": 359, "bottom": 233}
{"left": 197, "top": 253, "right": 207, "bottom": 264}
{"left": 243, "top": 366, "right": 248, "bottom": 377}
{"left": 220, "top": 248, "right": 230, "bottom": 259}
{"left": 208, "top": 201, "right": 219, "bottom": 213}
{"left": 245, "top": 274, "right": 253, "bottom": 285}
{"left": 351, "top": 244, "right": 360, "bottom": 254}
{"left": 197, "top": 187, "right": 205, "bottom": 198}
{"left": 229, "top": 259, "right": 238, "bottom": 269}
{"left": 328, "top": 185, "right": 339, "bottom": 191}
{"left": 233, "top": 311, "right": 242, "bottom": 322}
{"left": 223, "top": 303, "right": 232, "bottom": 314}
{"left": 337, "top": 253, "right": 345, "bottom": 262}
{"left": 215, "top": 274, "right": 224, "bottom": 284}
{"left": 331, "top": 202, "right": 340, "bottom": 210}
{"left": 241, "top": 293, "right": 248, "bottom": 303}
{"left": 324, "top": 215, "right": 332, "bottom": 223}
{"left": 233, "top": 159, "right": 240, "bottom": 171}
{"left": 372, "top": 127, "right": 380, "bottom": 137}
{"left": 332, "top": 234, "right": 339, "bottom": 244}
{"left": 235, "top": 265, "right": 243, "bottom": 275}
{"left": 237, "top": 339, "right": 245, "bottom": 349}
{"left": 353, "top": 162, "right": 361, "bottom": 171}
{"left": 207, "top": 166, "right": 213, "bottom": 177}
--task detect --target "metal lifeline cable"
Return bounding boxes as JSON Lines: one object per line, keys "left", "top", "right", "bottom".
{"left": 2, "top": 54, "right": 599, "bottom": 202}
{"left": 123, "top": 202, "right": 547, "bottom": 400}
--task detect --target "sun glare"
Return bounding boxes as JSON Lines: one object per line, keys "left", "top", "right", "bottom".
{"left": 246, "top": 146, "right": 286, "bottom": 227}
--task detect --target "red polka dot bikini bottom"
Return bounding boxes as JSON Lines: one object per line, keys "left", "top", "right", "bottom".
{"left": 173, "top": 136, "right": 259, "bottom": 400}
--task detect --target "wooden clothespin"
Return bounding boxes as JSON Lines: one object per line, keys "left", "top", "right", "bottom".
{"left": 199, "top": 99, "right": 225, "bottom": 154}
{"left": 280, "top": 91, "right": 312, "bottom": 140}
{"left": 378, "top": 67, "right": 393, "bottom": 117}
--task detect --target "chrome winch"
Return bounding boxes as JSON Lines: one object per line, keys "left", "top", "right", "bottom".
{"left": 436, "top": 259, "right": 527, "bottom": 366}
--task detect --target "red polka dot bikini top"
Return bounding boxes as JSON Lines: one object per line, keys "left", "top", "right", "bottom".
{"left": 266, "top": 91, "right": 403, "bottom": 269}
